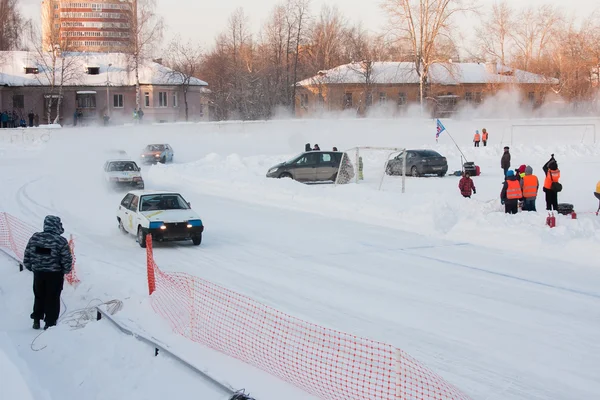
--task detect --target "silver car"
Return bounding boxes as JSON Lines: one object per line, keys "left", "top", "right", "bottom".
{"left": 266, "top": 151, "right": 354, "bottom": 183}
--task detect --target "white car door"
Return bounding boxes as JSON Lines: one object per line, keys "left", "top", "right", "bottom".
{"left": 126, "top": 195, "right": 140, "bottom": 234}
{"left": 118, "top": 193, "right": 134, "bottom": 231}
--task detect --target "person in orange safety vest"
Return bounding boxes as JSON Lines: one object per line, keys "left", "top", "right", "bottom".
{"left": 521, "top": 165, "right": 539, "bottom": 211}
{"left": 473, "top": 130, "right": 481, "bottom": 147}
{"left": 482, "top": 128, "right": 489, "bottom": 146}
{"left": 501, "top": 170, "right": 522, "bottom": 214}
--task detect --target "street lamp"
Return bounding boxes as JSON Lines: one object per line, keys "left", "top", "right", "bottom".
{"left": 106, "top": 63, "right": 112, "bottom": 117}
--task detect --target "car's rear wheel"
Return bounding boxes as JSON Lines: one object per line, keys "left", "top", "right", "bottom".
{"left": 160, "top": 156, "right": 166, "bottom": 164}
{"left": 192, "top": 233, "right": 202, "bottom": 246}
{"left": 438, "top": 172, "right": 446, "bottom": 177}
{"left": 137, "top": 227, "right": 147, "bottom": 248}
{"left": 411, "top": 166, "right": 419, "bottom": 177}
{"left": 279, "top": 172, "right": 292, "bottom": 179}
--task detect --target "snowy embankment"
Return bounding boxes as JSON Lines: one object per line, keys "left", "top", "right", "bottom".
{"left": 147, "top": 140, "right": 600, "bottom": 266}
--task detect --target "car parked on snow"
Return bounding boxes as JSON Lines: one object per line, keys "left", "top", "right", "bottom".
{"left": 117, "top": 190, "right": 204, "bottom": 247}
{"left": 140, "top": 144, "right": 174, "bottom": 164}
{"left": 266, "top": 151, "right": 355, "bottom": 183}
{"left": 385, "top": 149, "right": 448, "bottom": 177}
{"left": 103, "top": 160, "right": 144, "bottom": 189}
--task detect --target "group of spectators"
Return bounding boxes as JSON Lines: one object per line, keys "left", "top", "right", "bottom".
{"left": 1, "top": 110, "right": 40, "bottom": 128}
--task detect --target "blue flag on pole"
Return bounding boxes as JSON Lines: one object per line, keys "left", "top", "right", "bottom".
{"left": 436, "top": 119, "right": 446, "bottom": 139}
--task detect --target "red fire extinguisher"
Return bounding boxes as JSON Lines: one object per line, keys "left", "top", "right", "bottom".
{"left": 546, "top": 212, "right": 556, "bottom": 228}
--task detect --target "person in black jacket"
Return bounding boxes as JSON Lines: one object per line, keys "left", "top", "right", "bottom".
{"left": 23, "top": 215, "right": 73, "bottom": 330}
{"left": 501, "top": 146, "right": 511, "bottom": 178}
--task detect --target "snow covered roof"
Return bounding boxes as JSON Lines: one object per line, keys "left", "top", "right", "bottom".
{"left": 297, "top": 62, "right": 558, "bottom": 87}
{"left": 0, "top": 51, "right": 208, "bottom": 88}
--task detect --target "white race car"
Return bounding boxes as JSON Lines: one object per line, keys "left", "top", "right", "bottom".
{"left": 117, "top": 190, "right": 204, "bottom": 247}
{"left": 103, "top": 160, "right": 144, "bottom": 189}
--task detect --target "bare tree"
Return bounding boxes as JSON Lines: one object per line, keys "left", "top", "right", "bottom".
{"left": 129, "top": 0, "right": 165, "bottom": 109}
{"left": 308, "top": 5, "right": 347, "bottom": 71}
{"left": 382, "top": 0, "right": 475, "bottom": 111}
{"left": 0, "top": 0, "right": 27, "bottom": 51}
{"left": 164, "top": 37, "right": 203, "bottom": 121}
{"left": 510, "top": 5, "right": 562, "bottom": 72}
{"left": 28, "top": 16, "right": 81, "bottom": 124}
{"left": 474, "top": 1, "right": 513, "bottom": 65}
{"left": 290, "top": 0, "right": 310, "bottom": 115}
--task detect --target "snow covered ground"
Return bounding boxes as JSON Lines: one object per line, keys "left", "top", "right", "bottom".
{"left": 0, "top": 117, "right": 599, "bottom": 400}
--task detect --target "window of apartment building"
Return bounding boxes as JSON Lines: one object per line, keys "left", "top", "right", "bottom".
{"left": 344, "top": 93, "right": 353, "bottom": 109}
{"left": 172, "top": 93, "right": 178, "bottom": 107}
{"left": 92, "top": 4, "right": 102, "bottom": 11}
{"left": 24, "top": 67, "right": 39, "bottom": 75}
{"left": 300, "top": 93, "right": 308, "bottom": 108}
{"left": 159, "top": 92, "right": 168, "bottom": 107}
{"left": 54, "top": 14, "right": 58, "bottom": 18}
{"left": 528, "top": 92, "right": 535, "bottom": 104}
{"left": 54, "top": 4, "right": 58, "bottom": 9}
{"left": 144, "top": 92, "right": 150, "bottom": 107}
{"left": 465, "top": 92, "right": 473, "bottom": 102}
{"left": 12, "top": 95, "right": 24, "bottom": 109}
{"left": 365, "top": 92, "right": 373, "bottom": 107}
{"left": 379, "top": 92, "right": 387, "bottom": 104}
{"left": 76, "top": 93, "right": 96, "bottom": 108}
{"left": 113, "top": 94, "right": 124, "bottom": 108}
{"left": 474, "top": 92, "right": 483, "bottom": 104}
{"left": 86, "top": 67, "right": 100, "bottom": 75}
{"left": 397, "top": 92, "right": 407, "bottom": 106}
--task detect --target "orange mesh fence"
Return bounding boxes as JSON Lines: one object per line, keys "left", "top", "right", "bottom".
{"left": 0, "top": 212, "right": 79, "bottom": 285}
{"left": 146, "top": 235, "right": 470, "bottom": 400}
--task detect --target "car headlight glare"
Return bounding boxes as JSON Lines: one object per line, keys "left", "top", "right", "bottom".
{"left": 160, "top": 225, "right": 167, "bottom": 230}
{"left": 268, "top": 167, "right": 278, "bottom": 173}
{"left": 155, "top": 154, "right": 160, "bottom": 157}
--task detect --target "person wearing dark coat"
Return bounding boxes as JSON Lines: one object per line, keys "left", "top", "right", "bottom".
{"left": 542, "top": 155, "right": 560, "bottom": 211}
{"left": 23, "top": 216, "right": 73, "bottom": 330}
{"left": 28, "top": 111, "right": 34, "bottom": 127}
{"left": 501, "top": 170, "right": 522, "bottom": 214}
{"left": 501, "top": 146, "right": 511, "bottom": 178}
{"left": 313, "top": 144, "right": 320, "bottom": 151}
{"left": 305, "top": 143, "right": 311, "bottom": 152}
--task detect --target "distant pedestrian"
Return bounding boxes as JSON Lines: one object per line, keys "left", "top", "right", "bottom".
{"left": 458, "top": 172, "right": 476, "bottom": 198}
{"left": 137, "top": 108, "right": 144, "bottom": 123}
{"left": 501, "top": 146, "right": 511, "bottom": 178}
{"left": 542, "top": 155, "right": 561, "bottom": 211}
{"left": 28, "top": 110, "right": 34, "bottom": 127}
{"left": 73, "top": 109, "right": 78, "bottom": 126}
{"left": 34, "top": 114, "right": 39, "bottom": 127}
{"left": 482, "top": 128, "right": 489, "bottom": 146}
{"left": 305, "top": 143, "right": 311, "bottom": 152}
{"left": 521, "top": 165, "right": 539, "bottom": 211}
{"left": 501, "top": 170, "right": 522, "bottom": 214}
{"left": 333, "top": 147, "right": 338, "bottom": 151}
{"left": 23, "top": 215, "right": 73, "bottom": 330}
{"left": 473, "top": 130, "right": 481, "bottom": 147}
{"left": 313, "top": 144, "right": 320, "bottom": 151}
{"left": 1, "top": 111, "right": 7, "bottom": 128}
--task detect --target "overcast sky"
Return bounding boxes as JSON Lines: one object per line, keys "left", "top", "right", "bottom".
{"left": 21, "top": 0, "right": 599, "bottom": 50}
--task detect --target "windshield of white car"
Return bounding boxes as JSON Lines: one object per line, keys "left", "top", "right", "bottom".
{"left": 108, "top": 162, "right": 138, "bottom": 172}
{"left": 145, "top": 145, "right": 165, "bottom": 152}
{"left": 139, "top": 194, "right": 190, "bottom": 211}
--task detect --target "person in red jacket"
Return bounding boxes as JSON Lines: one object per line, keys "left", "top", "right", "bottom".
{"left": 458, "top": 172, "right": 476, "bottom": 198}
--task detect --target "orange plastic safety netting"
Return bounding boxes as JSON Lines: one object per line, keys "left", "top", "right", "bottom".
{"left": 0, "top": 212, "right": 79, "bottom": 285}
{"left": 146, "top": 235, "right": 470, "bottom": 400}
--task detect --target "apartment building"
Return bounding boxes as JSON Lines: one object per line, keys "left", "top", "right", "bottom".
{"left": 42, "top": 0, "right": 133, "bottom": 52}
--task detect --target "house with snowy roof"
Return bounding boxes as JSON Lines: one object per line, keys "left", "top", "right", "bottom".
{"left": 295, "top": 61, "right": 558, "bottom": 117}
{"left": 0, "top": 51, "right": 210, "bottom": 125}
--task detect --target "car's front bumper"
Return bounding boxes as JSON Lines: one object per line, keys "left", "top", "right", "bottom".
{"left": 148, "top": 224, "right": 203, "bottom": 241}
{"left": 109, "top": 180, "right": 144, "bottom": 188}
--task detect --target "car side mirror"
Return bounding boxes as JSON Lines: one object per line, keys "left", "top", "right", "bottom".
{"left": 187, "top": 202, "right": 191, "bottom": 208}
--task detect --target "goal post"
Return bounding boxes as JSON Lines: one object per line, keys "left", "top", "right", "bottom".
{"left": 510, "top": 123, "right": 597, "bottom": 145}
{"left": 334, "top": 146, "right": 407, "bottom": 192}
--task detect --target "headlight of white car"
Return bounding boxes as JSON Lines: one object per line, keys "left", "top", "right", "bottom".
{"left": 268, "top": 167, "right": 279, "bottom": 173}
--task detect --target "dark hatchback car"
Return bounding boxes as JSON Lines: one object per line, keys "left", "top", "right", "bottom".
{"left": 266, "top": 151, "right": 354, "bottom": 183}
{"left": 386, "top": 149, "right": 448, "bottom": 177}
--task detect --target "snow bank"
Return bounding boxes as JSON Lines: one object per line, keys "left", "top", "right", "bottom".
{"left": 0, "top": 343, "right": 36, "bottom": 400}
{"left": 147, "top": 141, "right": 600, "bottom": 266}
